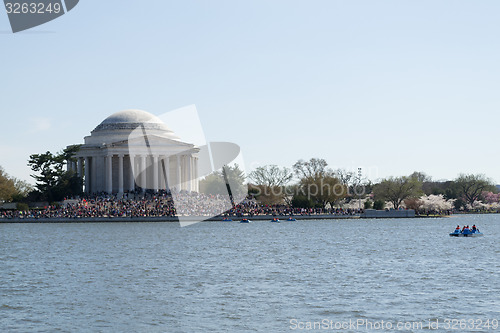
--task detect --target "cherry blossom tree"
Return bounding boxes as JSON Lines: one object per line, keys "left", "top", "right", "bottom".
{"left": 419, "top": 194, "right": 454, "bottom": 212}
{"left": 482, "top": 191, "right": 500, "bottom": 204}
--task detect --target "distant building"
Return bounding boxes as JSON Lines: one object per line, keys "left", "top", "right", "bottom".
{"left": 67, "top": 110, "right": 199, "bottom": 194}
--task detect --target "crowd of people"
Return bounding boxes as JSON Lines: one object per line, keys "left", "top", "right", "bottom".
{"left": 0, "top": 190, "right": 362, "bottom": 220}
{"left": 228, "top": 202, "right": 360, "bottom": 217}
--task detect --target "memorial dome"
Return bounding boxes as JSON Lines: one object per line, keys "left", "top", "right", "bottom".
{"left": 92, "top": 109, "right": 172, "bottom": 132}
{"left": 85, "top": 109, "right": 180, "bottom": 145}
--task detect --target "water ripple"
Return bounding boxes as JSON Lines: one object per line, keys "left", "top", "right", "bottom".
{"left": 0, "top": 216, "right": 499, "bottom": 332}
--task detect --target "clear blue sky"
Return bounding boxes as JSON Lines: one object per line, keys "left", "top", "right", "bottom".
{"left": 1, "top": 0, "right": 500, "bottom": 184}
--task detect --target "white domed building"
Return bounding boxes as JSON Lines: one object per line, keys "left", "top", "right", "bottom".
{"left": 67, "top": 110, "right": 199, "bottom": 194}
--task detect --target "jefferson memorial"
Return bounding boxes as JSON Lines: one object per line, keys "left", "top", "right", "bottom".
{"left": 67, "top": 110, "right": 199, "bottom": 194}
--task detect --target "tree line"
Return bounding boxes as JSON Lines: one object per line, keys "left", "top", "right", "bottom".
{"left": 0, "top": 145, "right": 82, "bottom": 204}
{"left": 245, "top": 160, "right": 498, "bottom": 211}
{"left": 1, "top": 149, "right": 498, "bottom": 213}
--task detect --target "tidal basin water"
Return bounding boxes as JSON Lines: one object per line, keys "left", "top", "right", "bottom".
{"left": 1, "top": 215, "right": 499, "bottom": 332}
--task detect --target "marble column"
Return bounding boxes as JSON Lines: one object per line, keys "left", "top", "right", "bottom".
{"left": 176, "top": 155, "right": 181, "bottom": 190}
{"left": 165, "top": 155, "right": 171, "bottom": 190}
{"left": 141, "top": 155, "right": 147, "bottom": 192}
{"left": 153, "top": 155, "right": 159, "bottom": 192}
{"left": 77, "top": 158, "right": 83, "bottom": 178}
{"left": 187, "top": 155, "right": 192, "bottom": 192}
{"left": 194, "top": 157, "right": 198, "bottom": 192}
{"left": 91, "top": 156, "right": 97, "bottom": 193}
{"left": 106, "top": 154, "right": 113, "bottom": 194}
{"left": 118, "top": 154, "right": 124, "bottom": 194}
{"left": 129, "top": 154, "right": 135, "bottom": 192}
{"left": 84, "top": 156, "right": 90, "bottom": 193}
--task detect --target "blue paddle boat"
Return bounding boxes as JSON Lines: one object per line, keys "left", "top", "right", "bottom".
{"left": 270, "top": 218, "right": 280, "bottom": 223}
{"left": 449, "top": 228, "right": 483, "bottom": 237}
{"left": 240, "top": 218, "right": 251, "bottom": 223}
{"left": 286, "top": 217, "right": 296, "bottom": 221}
{"left": 222, "top": 217, "right": 232, "bottom": 222}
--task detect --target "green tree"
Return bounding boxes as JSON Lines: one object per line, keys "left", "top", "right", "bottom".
{"left": 454, "top": 173, "right": 496, "bottom": 209}
{"left": 364, "top": 199, "right": 373, "bottom": 209}
{"left": 28, "top": 151, "right": 60, "bottom": 196}
{"left": 314, "top": 175, "right": 347, "bottom": 208}
{"left": 0, "top": 166, "right": 17, "bottom": 202}
{"left": 222, "top": 164, "right": 247, "bottom": 203}
{"left": 27, "top": 145, "right": 82, "bottom": 202}
{"left": 373, "top": 176, "right": 423, "bottom": 209}
{"left": 16, "top": 202, "right": 29, "bottom": 211}
{"left": 291, "top": 195, "right": 313, "bottom": 209}
{"left": 283, "top": 184, "right": 299, "bottom": 206}
{"left": 199, "top": 173, "right": 228, "bottom": 195}
{"left": 199, "top": 164, "right": 247, "bottom": 203}
{"left": 409, "top": 171, "right": 431, "bottom": 183}
{"left": 0, "top": 166, "right": 33, "bottom": 202}
{"left": 248, "top": 184, "right": 283, "bottom": 205}
{"left": 373, "top": 199, "right": 385, "bottom": 210}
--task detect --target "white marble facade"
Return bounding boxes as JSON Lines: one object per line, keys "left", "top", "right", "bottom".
{"left": 67, "top": 110, "right": 199, "bottom": 194}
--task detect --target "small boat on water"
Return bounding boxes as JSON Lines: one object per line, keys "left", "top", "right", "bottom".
{"left": 240, "top": 218, "right": 251, "bottom": 223}
{"left": 286, "top": 217, "right": 296, "bottom": 221}
{"left": 222, "top": 218, "right": 232, "bottom": 222}
{"left": 449, "top": 228, "right": 483, "bottom": 237}
{"left": 270, "top": 218, "right": 280, "bottom": 223}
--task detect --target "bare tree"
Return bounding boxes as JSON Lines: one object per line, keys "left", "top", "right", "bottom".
{"left": 292, "top": 159, "right": 347, "bottom": 208}
{"left": 248, "top": 165, "right": 294, "bottom": 205}
{"left": 248, "top": 165, "right": 293, "bottom": 187}
{"left": 455, "top": 173, "right": 495, "bottom": 208}
{"left": 293, "top": 158, "right": 328, "bottom": 179}
{"left": 333, "top": 168, "right": 355, "bottom": 186}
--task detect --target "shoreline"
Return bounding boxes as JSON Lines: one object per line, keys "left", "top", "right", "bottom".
{"left": 0, "top": 214, "right": 453, "bottom": 223}
{"left": 0, "top": 214, "right": 358, "bottom": 223}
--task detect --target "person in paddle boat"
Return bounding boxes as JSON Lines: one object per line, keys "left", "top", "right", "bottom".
{"left": 450, "top": 224, "right": 482, "bottom": 237}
